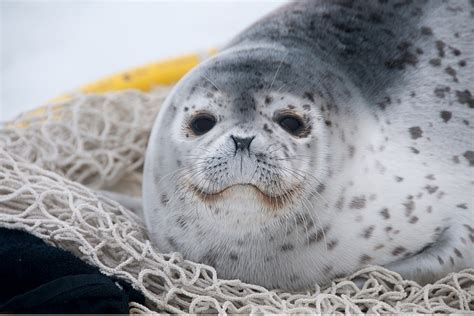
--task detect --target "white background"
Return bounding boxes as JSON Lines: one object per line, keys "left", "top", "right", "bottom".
{"left": 1, "top": 0, "right": 287, "bottom": 121}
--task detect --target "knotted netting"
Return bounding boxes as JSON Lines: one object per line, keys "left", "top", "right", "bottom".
{"left": 0, "top": 88, "right": 473, "bottom": 314}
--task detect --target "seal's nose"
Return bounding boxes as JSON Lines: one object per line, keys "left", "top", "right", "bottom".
{"left": 231, "top": 135, "right": 255, "bottom": 153}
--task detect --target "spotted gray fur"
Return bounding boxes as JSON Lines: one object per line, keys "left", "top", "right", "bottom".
{"left": 142, "top": 0, "right": 474, "bottom": 290}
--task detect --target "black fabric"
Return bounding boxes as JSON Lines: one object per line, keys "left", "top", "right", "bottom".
{"left": 0, "top": 227, "right": 144, "bottom": 313}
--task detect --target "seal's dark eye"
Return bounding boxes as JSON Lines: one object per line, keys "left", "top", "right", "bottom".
{"left": 190, "top": 114, "right": 216, "bottom": 135}
{"left": 278, "top": 115, "right": 304, "bottom": 135}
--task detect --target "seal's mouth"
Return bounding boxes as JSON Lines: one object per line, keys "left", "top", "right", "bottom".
{"left": 189, "top": 183, "right": 299, "bottom": 210}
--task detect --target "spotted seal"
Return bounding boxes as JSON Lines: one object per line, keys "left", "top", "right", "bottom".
{"left": 142, "top": 0, "right": 473, "bottom": 290}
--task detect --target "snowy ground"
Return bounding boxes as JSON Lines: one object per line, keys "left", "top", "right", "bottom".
{"left": 1, "top": 0, "right": 287, "bottom": 121}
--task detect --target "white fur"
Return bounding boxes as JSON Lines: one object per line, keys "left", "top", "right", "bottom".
{"left": 142, "top": 0, "right": 474, "bottom": 290}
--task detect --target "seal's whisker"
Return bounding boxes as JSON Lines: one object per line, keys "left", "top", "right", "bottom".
{"left": 267, "top": 145, "right": 284, "bottom": 155}
{"left": 268, "top": 50, "right": 288, "bottom": 91}
{"left": 265, "top": 143, "right": 281, "bottom": 152}
{"left": 295, "top": 190, "right": 328, "bottom": 254}
{"left": 194, "top": 86, "right": 220, "bottom": 95}
{"left": 276, "top": 83, "right": 287, "bottom": 93}
{"left": 202, "top": 74, "right": 223, "bottom": 93}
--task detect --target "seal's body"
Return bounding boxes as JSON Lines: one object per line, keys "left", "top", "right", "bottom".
{"left": 143, "top": 0, "right": 473, "bottom": 289}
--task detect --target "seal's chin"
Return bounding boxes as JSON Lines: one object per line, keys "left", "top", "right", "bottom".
{"left": 189, "top": 183, "right": 299, "bottom": 209}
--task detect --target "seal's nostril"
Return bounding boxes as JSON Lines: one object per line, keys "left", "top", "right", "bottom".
{"left": 231, "top": 135, "right": 255, "bottom": 152}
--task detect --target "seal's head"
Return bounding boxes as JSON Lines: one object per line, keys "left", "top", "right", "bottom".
{"left": 143, "top": 46, "right": 366, "bottom": 289}
{"left": 146, "top": 47, "right": 330, "bottom": 222}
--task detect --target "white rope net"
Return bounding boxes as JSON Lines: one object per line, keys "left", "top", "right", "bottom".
{"left": 0, "top": 89, "right": 472, "bottom": 314}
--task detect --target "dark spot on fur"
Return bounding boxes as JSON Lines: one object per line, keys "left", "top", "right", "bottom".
{"left": 437, "top": 191, "right": 446, "bottom": 200}
{"left": 167, "top": 237, "right": 177, "bottom": 249}
{"left": 360, "top": 254, "right": 373, "bottom": 264}
{"left": 424, "top": 185, "right": 439, "bottom": 194}
{"left": 453, "top": 155, "right": 460, "bottom": 164}
{"left": 403, "top": 200, "right": 415, "bottom": 217}
{"left": 368, "top": 12, "right": 384, "bottom": 23}
{"left": 333, "top": 22, "right": 362, "bottom": 34}
{"left": 384, "top": 41, "right": 418, "bottom": 70}
{"left": 265, "top": 95, "right": 273, "bottom": 105}
{"left": 409, "top": 216, "right": 419, "bottom": 224}
{"left": 409, "top": 126, "right": 423, "bottom": 139}
{"left": 323, "top": 265, "right": 333, "bottom": 274}
{"left": 455, "top": 90, "right": 474, "bottom": 108}
{"left": 459, "top": 60, "right": 466, "bottom": 67}
{"left": 335, "top": 196, "right": 345, "bottom": 210}
{"left": 348, "top": 145, "right": 355, "bottom": 158}
{"left": 303, "top": 92, "right": 314, "bottom": 102}
{"left": 437, "top": 256, "right": 444, "bottom": 265}
{"left": 161, "top": 194, "right": 169, "bottom": 205}
{"left": 450, "top": 256, "right": 455, "bottom": 265}
{"left": 420, "top": 26, "right": 433, "bottom": 35}
{"left": 316, "top": 183, "right": 325, "bottom": 193}
{"left": 445, "top": 67, "right": 458, "bottom": 82}
{"left": 434, "top": 86, "right": 450, "bottom": 98}
{"left": 229, "top": 252, "right": 239, "bottom": 260}
{"left": 453, "top": 248, "right": 463, "bottom": 258}
{"left": 327, "top": 240, "right": 338, "bottom": 250}
{"left": 392, "top": 246, "right": 406, "bottom": 256}
{"left": 380, "top": 208, "right": 390, "bottom": 219}
{"left": 440, "top": 111, "right": 452, "bottom": 123}
{"left": 463, "top": 151, "right": 474, "bottom": 166}
{"left": 184, "top": 107, "right": 189, "bottom": 112}
{"left": 362, "top": 225, "right": 375, "bottom": 239}
{"left": 281, "top": 243, "right": 294, "bottom": 251}
{"left": 395, "top": 176, "right": 404, "bottom": 182}
{"left": 410, "top": 147, "right": 420, "bottom": 154}
{"left": 263, "top": 124, "right": 272, "bottom": 134}
{"left": 429, "top": 58, "right": 441, "bottom": 66}
{"left": 374, "top": 244, "right": 384, "bottom": 250}
{"left": 456, "top": 203, "right": 468, "bottom": 209}
{"left": 464, "top": 224, "right": 474, "bottom": 233}
{"left": 349, "top": 196, "right": 366, "bottom": 209}
{"left": 451, "top": 48, "right": 461, "bottom": 56}
{"left": 435, "top": 40, "right": 445, "bottom": 58}
{"left": 376, "top": 96, "right": 391, "bottom": 110}
{"left": 307, "top": 226, "right": 329, "bottom": 245}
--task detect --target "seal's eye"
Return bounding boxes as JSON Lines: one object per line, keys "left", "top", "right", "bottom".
{"left": 190, "top": 114, "right": 216, "bottom": 135}
{"left": 278, "top": 115, "right": 304, "bottom": 135}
